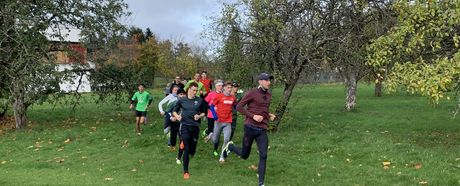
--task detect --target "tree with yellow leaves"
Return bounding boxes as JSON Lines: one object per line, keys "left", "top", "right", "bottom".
{"left": 367, "top": 0, "right": 460, "bottom": 114}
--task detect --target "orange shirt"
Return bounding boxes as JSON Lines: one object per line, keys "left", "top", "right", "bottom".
{"left": 213, "top": 93, "right": 236, "bottom": 123}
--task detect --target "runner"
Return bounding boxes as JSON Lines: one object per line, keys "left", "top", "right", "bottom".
{"left": 129, "top": 84, "right": 153, "bottom": 135}
{"left": 170, "top": 88, "right": 187, "bottom": 164}
{"left": 224, "top": 73, "right": 276, "bottom": 186}
{"left": 230, "top": 81, "right": 243, "bottom": 140}
{"left": 170, "top": 75, "right": 185, "bottom": 94}
{"left": 158, "top": 85, "right": 180, "bottom": 147}
{"left": 200, "top": 71, "right": 212, "bottom": 96}
{"left": 184, "top": 72, "right": 207, "bottom": 97}
{"left": 168, "top": 88, "right": 186, "bottom": 148}
{"left": 172, "top": 82, "right": 207, "bottom": 180}
{"left": 203, "top": 80, "right": 224, "bottom": 149}
{"left": 210, "top": 81, "right": 236, "bottom": 163}
{"left": 164, "top": 83, "right": 171, "bottom": 96}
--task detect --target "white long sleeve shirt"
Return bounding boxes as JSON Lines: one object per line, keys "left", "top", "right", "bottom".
{"left": 158, "top": 94, "right": 178, "bottom": 113}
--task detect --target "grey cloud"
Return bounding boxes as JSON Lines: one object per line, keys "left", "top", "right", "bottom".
{"left": 124, "top": 0, "right": 219, "bottom": 44}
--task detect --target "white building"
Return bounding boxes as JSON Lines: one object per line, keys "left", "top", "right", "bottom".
{"left": 45, "top": 28, "right": 94, "bottom": 93}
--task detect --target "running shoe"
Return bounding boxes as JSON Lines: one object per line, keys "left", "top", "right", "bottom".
{"left": 183, "top": 172, "right": 190, "bottom": 180}
{"left": 219, "top": 158, "right": 225, "bottom": 164}
{"left": 176, "top": 158, "right": 181, "bottom": 165}
{"left": 204, "top": 132, "right": 213, "bottom": 143}
{"left": 223, "top": 141, "right": 233, "bottom": 155}
{"left": 201, "top": 128, "right": 208, "bottom": 137}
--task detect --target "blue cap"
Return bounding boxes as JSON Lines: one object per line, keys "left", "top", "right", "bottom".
{"left": 258, "top": 73, "right": 274, "bottom": 80}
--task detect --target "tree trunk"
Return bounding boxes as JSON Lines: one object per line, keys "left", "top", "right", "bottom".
{"left": 375, "top": 80, "right": 382, "bottom": 97}
{"left": 273, "top": 78, "right": 298, "bottom": 129}
{"left": 12, "top": 79, "right": 27, "bottom": 129}
{"left": 345, "top": 73, "right": 357, "bottom": 111}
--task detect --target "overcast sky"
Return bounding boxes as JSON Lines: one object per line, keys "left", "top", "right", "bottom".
{"left": 123, "top": 0, "right": 220, "bottom": 46}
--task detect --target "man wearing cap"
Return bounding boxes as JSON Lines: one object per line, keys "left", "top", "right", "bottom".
{"left": 224, "top": 73, "right": 276, "bottom": 186}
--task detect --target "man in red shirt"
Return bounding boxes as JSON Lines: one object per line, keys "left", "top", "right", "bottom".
{"left": 224, "top": 73, "right": 276, "bottom": 186}
{"left": 210, "top": 81, "right": 236, "bottom": 163}
{"left": 200, "top": 71, "right": 212, "bottom": 97}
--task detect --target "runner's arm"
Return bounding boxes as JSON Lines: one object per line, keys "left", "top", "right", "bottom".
{"left": 236, "top": 91, "right": 254, "bottom": 119}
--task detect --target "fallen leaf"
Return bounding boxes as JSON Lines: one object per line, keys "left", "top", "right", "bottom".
{"left": 57, "top": 147, "right": 64, "bottom": 152}
{"left": 346, "top": 158, "right": 352, "bottom": 163}
{"left": 382, "top": 161, "right": 391, "bottom": 166}
{"left": 396, "top": 172, "right": 402, "bottom": 175}
{"left": 247, "top": 164, "right": 257, "bottom": 171}
{"left": 56, "top": 159, "right": 65, "bottom": 163}
{"left": 35, "top": 142, "right": 42, "bottom": 148}
{"left": 131, "top": 168, "right": 137, "bottom": 172}
{"left": 91, "top": 127, "right": 97, "bottom": 132}
{"left": 383, "top": 165, "right": 390, "bottom": 170}
{"left": 419, "top": 180, "right": 428, "bottom": 185}
{"left": 1, "top": 161, "right": 6, "bottom": 164}
{"left": 64, "top": 139, "right": 71, "bottom": 143}
{"left": 122, "top": 140, "right": 129, "bottom": 148}
{"left": 415, "top": 163, "right": 422, "bottom": 170}
{"left": 104, "top": 177, "right": 113, "bottom": 181}
{"left": 139, "top": 160, "right": 144, "bottom": 164}
{"left": 48, "top": 140, "right": 53, "bottom": 144}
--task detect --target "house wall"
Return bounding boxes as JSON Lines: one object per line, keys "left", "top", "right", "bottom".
{"left": 57, "top": 63, "right": 95, "bottom": 93}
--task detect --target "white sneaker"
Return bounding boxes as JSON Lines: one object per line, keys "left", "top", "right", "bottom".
{"left": 176, "top": 158, "right": 181, "bottom": 165}
{"left": 223, "top": 141, "right": 233, "bottom": 155}
{"left": 204, "top": 132, "right": 213, "bottom": 143}
{"left": 219, "top": 158, "right": 225, "bottom": 163}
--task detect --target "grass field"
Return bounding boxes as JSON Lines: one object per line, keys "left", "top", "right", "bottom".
{"left": 1, "top": 83, "right": 459, "bottom": 185}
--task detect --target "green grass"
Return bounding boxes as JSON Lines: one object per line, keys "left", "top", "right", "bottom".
{"left": 1, "top": 83, "right": 460, "bottom": 185}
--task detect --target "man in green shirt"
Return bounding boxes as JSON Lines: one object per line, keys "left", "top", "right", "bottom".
{"left": 129, "top": 84, "right": 153, "bottom": 134}
{"left": 184, "top": 72, "right": 207, "bottom": 97}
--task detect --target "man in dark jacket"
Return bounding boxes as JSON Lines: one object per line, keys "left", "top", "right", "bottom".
{"left": 224, "top": 73, "right": 276, "bottom": 186}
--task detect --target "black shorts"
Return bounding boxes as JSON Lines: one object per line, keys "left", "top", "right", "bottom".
{"left": 135, "top": 110, "right": 147, "bottom": 117}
